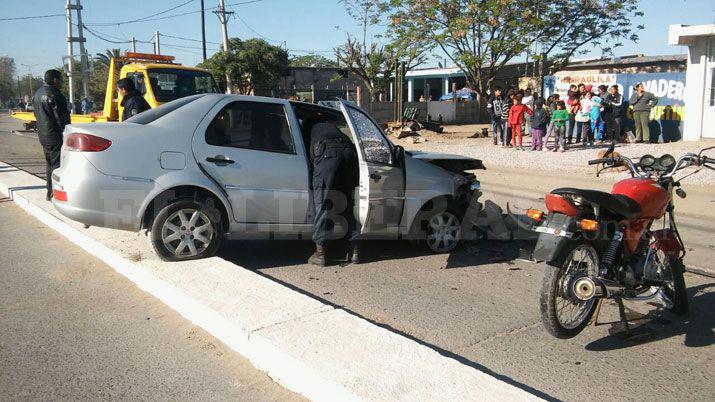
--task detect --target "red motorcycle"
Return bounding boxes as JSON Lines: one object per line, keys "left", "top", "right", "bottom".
{"left": 530, "top": 144, "right": 715, "bottom": 338}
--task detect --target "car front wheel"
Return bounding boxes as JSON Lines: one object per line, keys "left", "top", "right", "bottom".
{"left": 150, "top": 199, "right": 224, "bottom": 261}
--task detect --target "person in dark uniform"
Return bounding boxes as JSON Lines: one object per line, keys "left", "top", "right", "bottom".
{"left": 308, "top": 122, "right": 360, "bottom": 266}
{"left": 117, "top": 78, "right": 150, "bottom": 121}
{"left": 32, "top": 69, "right": 71, "bottom": 201}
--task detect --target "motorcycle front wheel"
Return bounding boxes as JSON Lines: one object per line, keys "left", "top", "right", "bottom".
{"left": 540, "top": 244, "right": 599, "bottom": 339}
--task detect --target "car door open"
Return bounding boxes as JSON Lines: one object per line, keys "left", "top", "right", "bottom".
{"left": 339, "top": 100, "right": 405, "bottom": 235}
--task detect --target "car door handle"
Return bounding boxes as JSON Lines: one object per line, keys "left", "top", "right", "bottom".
{"left": 206, "top": 156, "right": 235, "bottom": 165}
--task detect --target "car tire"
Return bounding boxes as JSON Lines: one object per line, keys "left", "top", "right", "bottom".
{"left": 150, "top": 198, "right": 224, "bottom": 262}
{"left": 411, "top": 205, "right": 463, "bottom": 254}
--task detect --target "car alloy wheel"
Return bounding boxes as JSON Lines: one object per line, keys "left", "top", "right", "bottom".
{"left": 426, "top": 211, "right": 462, "bottom": 253}
{"left": 161, "top": 208, "right": 215, "bottom": 258}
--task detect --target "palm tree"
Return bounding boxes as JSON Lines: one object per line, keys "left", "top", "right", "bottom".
{"left": 94, "top": 49, "right": 123, "bottom": 67}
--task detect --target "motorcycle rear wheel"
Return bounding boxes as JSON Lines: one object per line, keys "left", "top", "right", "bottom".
{"left": 540, "top": 244, "right": 599, "bottom": 339}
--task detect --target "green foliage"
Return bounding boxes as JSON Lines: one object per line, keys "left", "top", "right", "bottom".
{"left": 0, "top": 56, "right": 17, "bottom": 103}
{"left": 199, "top": 38, "right": 288, "bottom": 94}
{"left": 94, "top": 49, "right": 123, "bottom": 67}
{"left": 57, "top": 59, "right": 108, "bottom": 104}
{"left": 289, "top": 54, "right": 338, "bottom": 68}
{"left": 382, "top": 0, "right": 643, "bottom": 95}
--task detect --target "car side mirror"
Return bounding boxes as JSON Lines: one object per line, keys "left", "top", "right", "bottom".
{"left": 393, "top": 145, "right": 405, "bottom": 166}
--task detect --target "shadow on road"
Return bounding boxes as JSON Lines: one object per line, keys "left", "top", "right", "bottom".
{"left": 218, "top": 238, "right": 533, "bottom": 271}
{"left": 585, "top": 283, "right": 715, "bottom": 351}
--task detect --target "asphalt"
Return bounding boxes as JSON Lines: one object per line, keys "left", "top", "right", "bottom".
{"left": 0, "top": 200, "right": 302, "bottom": 401}
{"left": 2, "top": 114, "right": 714, "bottom": 400}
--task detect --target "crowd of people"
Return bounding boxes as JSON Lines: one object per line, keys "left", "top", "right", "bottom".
{"left": 487, "top": 82, "right": 658, "bottom": 152}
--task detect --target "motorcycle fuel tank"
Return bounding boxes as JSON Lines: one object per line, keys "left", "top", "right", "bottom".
{"left": 611, "top": 178, "right": 669, "bottom": 219}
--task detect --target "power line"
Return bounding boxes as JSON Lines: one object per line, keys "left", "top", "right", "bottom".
{"left": 85, "top": 0, "right": 195, "bottom": 27}
{"left": 0, "top": 13, "right": 65, "bottom": 21}
{"left": 84, "top": 0, "right": 263, "bottom": 27}
{"left": 162, "top": 33, "right": 221, "bottom": 45}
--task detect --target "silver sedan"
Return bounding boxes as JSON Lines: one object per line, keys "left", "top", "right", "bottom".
{"left": 52, "top": 94, "right": 484, "bottom": 261}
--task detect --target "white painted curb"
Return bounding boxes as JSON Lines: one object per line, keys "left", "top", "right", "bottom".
{"left": 0, "top": 161, "right": 542, "bottom": 401}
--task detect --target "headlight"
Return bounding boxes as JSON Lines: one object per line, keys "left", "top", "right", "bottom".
{"left": 470, "top": 181, "right": 481, "bottom": 191}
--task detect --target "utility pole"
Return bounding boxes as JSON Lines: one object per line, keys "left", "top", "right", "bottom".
{"left": 65, "top": 0, "right": 75, "bottom": 105}
{"left": 131, "top": 36, "right": 137, "bottom": 52}
{"left": 74, "top": 0, "right": 89, "bottom": 100}
{"left": 200, "top": 0, "right": 207, "bottom": 61}
{"left": 20, "top": 64, "right": 38, "bottom": 97}
{"left": 154, "top": 31, "right": 161, "bottom": 54}
{"left": 215, "top": 0, "right": 234, "bottom": 93}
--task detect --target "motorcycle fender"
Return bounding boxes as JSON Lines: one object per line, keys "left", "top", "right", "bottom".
{"left": 533, "top": 215, "right": 577, "bottom": 266}
{"left": 652, "top": 229, "right": 683, "bottom": 258}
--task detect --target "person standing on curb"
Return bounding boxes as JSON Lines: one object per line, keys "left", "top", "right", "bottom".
{"left": 32, "top": 69, "right": 70, "bottom": 201}
{"left": 628, "top": 83, "right": 658, "bottom": 143}
{"left": 486, "top": 86, "right": 506, "bottom": 146}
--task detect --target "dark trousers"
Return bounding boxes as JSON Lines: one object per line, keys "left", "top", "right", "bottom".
{"left": 42, "top": 142, "right": 61, "bottom": 198}
{"left": 311, "top": 146, "right": 359, "bottom": 246}
{"left": 605, "top": 115, "right": 621, "bottom": 141}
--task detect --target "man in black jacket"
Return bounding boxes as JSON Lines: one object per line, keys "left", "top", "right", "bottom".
{"left": 117, "top": 78, "right": 150, "bottom": 121}
{"left": 32, "top": 69, "right": 71, "bottom": 201}
{"left": 308, "top": 122, "right": 360, "bottom": 266}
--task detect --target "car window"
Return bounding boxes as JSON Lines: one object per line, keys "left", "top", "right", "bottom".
{"left": 346, "top": 107, "right": 391, "bottom": 164}
{"left": 205, "top": 101, "right": 295, "bottom": 154}
{"left": 125, "top": 94, "right": 204, "bottom": 124}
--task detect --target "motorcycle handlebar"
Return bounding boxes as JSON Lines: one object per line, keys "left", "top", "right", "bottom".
{"left": 588, "top": 158, "right": 609, "bottom": 165}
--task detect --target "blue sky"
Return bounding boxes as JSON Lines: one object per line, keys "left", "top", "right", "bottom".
{"left": 1, "top": 0, "right": 714, "bottom": 77}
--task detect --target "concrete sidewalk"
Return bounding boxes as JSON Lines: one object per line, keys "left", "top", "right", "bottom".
{"left": 0, "top": 159, "right": 542, "bottom": 401}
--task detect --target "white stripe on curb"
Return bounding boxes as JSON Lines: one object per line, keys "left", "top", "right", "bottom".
{"left": 0, "top": 161, "right": 542, "bottom": 401}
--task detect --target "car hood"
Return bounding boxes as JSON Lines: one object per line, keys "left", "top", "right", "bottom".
{"left": 408, "top": 151, "right": 486, "bottom": 172}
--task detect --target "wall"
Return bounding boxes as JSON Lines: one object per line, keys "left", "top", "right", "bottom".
{"left": 368, "top": 100, "right": 480, "bottom": 125}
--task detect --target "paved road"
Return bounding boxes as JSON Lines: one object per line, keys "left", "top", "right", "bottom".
{"left": 0, "top": 200, "right": 302, "bottom": 401}
{"left": 2, "top": 115, "right": 714, "bottom": 400}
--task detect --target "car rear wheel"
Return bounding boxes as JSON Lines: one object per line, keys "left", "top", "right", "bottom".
{"left": 150, "top": 199, "right": 224, "bottom": 261}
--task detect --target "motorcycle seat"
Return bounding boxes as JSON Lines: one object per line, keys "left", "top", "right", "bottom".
{"left": 551, "top": 188, "right": 642, "bottom": 220}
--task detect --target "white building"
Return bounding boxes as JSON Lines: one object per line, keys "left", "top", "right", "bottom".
{"left": 669, "top": 24, "right": 715, "bottom": 141}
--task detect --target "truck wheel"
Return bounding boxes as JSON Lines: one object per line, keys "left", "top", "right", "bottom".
{"left": 150, "top": 199, "right": 224, "bottom": 262}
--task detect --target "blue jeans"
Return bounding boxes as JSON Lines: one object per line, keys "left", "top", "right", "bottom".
{"left": 492, "top": 119, "right": 505, "bottom": 142}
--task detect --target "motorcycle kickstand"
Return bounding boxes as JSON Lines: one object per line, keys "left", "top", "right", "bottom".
{"left": 615, "top": 296, "right": 632, "bottom": 335}
{"left": 591, "top": 299, "right": 604, "bottom": 326}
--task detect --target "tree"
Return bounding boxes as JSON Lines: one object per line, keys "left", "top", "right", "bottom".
{"left": 336, "top": 1, "right": 427, "bottom": 106}
{"left": 289, "top": 54, "right": 338, "bottom": 68}
{"left": 199, "top": 38, "right": 288, "bottom": 95}
{"left": 0, "top": 56, "right": 16, "bottom": 104}
{"left": 383, "top": 0, "right": 643, "bottom": 96}
{"left": 94, "top": 49, "right": 123, "bottom": 67}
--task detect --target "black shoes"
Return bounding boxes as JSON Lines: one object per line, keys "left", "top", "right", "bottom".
{"left": 46, "top": 193, "right": 52, "bottom": 201}
{"left": 308, "top": 244, "right": 327, "bottom": 267}
{"left": 349, "top": 242, "right": 362, "bottom": 264}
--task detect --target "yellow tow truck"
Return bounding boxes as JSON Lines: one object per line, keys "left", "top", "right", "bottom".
{"left": 12, "top": 52, "right": 219, "bottom": 129}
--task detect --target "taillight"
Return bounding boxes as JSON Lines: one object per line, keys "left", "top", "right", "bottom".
{"left": 65, "top": 133, "right": 112, "bottom": 152}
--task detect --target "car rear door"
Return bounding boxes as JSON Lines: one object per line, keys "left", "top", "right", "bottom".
{"left": 338, "top": 100, "right": 404, "bottom": 235}
{"left": 192, "top": 97, "right": 310, "bottom": 224}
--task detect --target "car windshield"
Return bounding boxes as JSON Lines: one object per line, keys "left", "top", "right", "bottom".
{"left": 147, "top": 68, "right": 219, "bottom": 102}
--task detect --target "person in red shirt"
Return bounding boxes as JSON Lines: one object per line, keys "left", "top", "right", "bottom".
{"left": 507, "top": 94, "right": 533, "bottom": 150}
